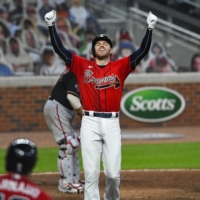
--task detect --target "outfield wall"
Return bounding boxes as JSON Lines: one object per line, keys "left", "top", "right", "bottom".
{"left": 0, "top": 73, "right": 199, "bottom": 132}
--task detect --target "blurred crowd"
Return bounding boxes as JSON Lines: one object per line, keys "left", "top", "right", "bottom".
{"left": 0, "top": 0, "right": 199, "bottom": 77}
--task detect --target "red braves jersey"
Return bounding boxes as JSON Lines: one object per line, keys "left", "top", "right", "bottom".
{"left": 0, "top": 173, "right": 52, "bottom": 200}
{"left": 68, "top": 55, "right": 132, "bottom": 112}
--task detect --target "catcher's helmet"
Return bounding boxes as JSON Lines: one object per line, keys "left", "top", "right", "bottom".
{"left": 5, "top": 138, "right": 37, "bottom": 175}
{"left": 92, "top": 34, "right": 113, "bottom": 57}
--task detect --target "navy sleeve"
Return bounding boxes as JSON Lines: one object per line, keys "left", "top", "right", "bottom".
{"left": 67, "top": 76, "right": 80, "bottom": 98}
{"left": 48, "top": 25, "right": 73, "bottom": 67}
{"left": 130, "top": 29, "right": 152, "bottom": 70}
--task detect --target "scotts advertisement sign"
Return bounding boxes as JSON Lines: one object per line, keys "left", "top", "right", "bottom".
{"left": 120, "top": 87, "right": 186, "bottom": 123}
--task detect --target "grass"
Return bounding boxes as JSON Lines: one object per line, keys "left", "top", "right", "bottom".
{"left": 121, "top": 142, "right": 200, "bottom": 169}
{"left": 0, "top": 142, "right": 200, "bottom": 174}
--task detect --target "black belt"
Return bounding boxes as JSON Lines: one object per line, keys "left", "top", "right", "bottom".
{"left": 48, "top": 96, "right": 54, "bottom": 101}
{"left": 84, "top": 111, "right": 119, "bottom": 118}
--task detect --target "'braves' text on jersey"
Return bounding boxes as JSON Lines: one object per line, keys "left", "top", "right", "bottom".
{"left": 69, "top": 55, "right": 130, "bottom": 111}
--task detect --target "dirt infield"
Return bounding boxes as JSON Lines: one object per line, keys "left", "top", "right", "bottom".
{"left": 30, "top": 170, "right": 200, "bottom": 200}
{"left": 1, "top": 126, "right": 200, "bottom": 199}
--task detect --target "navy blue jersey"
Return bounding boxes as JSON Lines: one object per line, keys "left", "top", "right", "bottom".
{"left": 50, "top": 69, "right": 80, "bottom": 110}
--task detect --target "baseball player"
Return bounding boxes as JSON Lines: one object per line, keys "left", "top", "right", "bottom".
{"left": 0, "top": 138, "right": 52, "bottom": 200}
{"left": 44, "top": 10, "right": 157, "bottom": 200}
{"left": 44, "top": 69, "right": 84, "bottom": 194}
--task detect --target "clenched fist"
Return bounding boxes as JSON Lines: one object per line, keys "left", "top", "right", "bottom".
{"left": 147, "top": 12, "right": 157, "bottom": 30}
{"left": 44, "top": 10, "right": 56, "bottom": 26}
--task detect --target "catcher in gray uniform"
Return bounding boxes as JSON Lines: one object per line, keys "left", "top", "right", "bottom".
{"left": 44, "top": 69, "right": 84, "bottom": 194}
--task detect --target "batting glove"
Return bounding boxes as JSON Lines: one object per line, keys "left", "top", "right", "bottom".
{"left": 44, "top": 10, "right": 56, "bottom": 26}
{"left": 147, "top": 11, "right": 157, "bottom": 30}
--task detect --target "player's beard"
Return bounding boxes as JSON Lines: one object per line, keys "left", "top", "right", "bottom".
{"left": 95, "top": 51, "right": 111, "bottom": 60}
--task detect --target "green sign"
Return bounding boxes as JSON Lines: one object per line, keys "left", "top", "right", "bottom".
{"left": 120, "top": 87, "right": 186, "bottom": 123}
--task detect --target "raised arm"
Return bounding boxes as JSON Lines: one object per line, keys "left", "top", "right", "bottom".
{"left": 130, "top": 12, "right": 157, "bottom": 70}
{"left": 44, "top": 10, "right": 73, "bottom": 67}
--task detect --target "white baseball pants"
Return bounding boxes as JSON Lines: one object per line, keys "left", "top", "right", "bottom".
{"left": 80, "top": 115, "right": 121, "bottom": 200}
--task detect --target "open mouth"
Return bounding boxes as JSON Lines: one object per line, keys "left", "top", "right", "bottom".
{"left": 99, "top": 48, "right": 105, "bottom": 53}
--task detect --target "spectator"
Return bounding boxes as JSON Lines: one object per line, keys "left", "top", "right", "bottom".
{"left": 191, "top": 53, "right": 200, "bottom": 72}
{"left": 26, "top": 6, "right": 38, "bottom": 22}
{"left": 85, "top": 13, "right": 102, "bottom": 35}
{"left": 38, "top": 0, "right": 54, "bottom": 21}
{"left": 9, "top": 0, "right": 24, "bottom": 25}
{"left": 21, "top": 29, "right": 41, "bottom": 71}
{"left": 69, "top": 0, "right": 91, "bottom": 30}
{"left": 69, "top": 0, "right": 102, "bottom": 35}
{"left": 119, "top": 28, "right": 134, "bottom": 43}
{"left": 0, "top": 6, "right": 19, "bottom": 36}
{"left": 55, "top": 0, "right": 69, "bottom": 18}
{"left": 0, "top": 48, "right": 14, "bottom": 76}
{"left": 56, "top": 17, "right": 80, "bottom": 48}
{"left": 16, "top": 17, "right": 47, "bottom": 46}
{"left": 21, "top": 29, "right": 41, "bottom": 52}
{"left": 146, "top": 54, "right": 176, "bottom": 73}
{"left": 117, "top": 41, "right": 144, "bottom": 73}
{"left": 143, "top": 41, "right": 177, "bottom": 72}
{"left": 0, "top": 138, "right": 52, "bottom": 199}
{"left": 39, "top": 46, "right": 65, "bottom": 76}
{"left": 5, "top": 36, "right": 34, "bottom": 75}
{"left": 142, "top": 41, "right": 165, "bottom": 71}
{"left": 112, "top": 28, "right": 135, "bottom": 56}
{"left": 57, "top": 30, "right": 80, "bottom": 55}
{"left": 0, "top": 19, "right": 10, "bottom": 38}
{"left": 26, "top": 6, "right": 48, "bottom": 38}
{"left": 0, "top": 19, "right": 11, "bottom": 54}
{"left": 149, "top": 41, "right": 164, "bottom": 55}
{"left": 117, "top": 41, "right": 136, "bottom": 59}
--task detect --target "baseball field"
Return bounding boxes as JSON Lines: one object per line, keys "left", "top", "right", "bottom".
{"left": 1, "top": 126, "right": 200, "bottom": 199}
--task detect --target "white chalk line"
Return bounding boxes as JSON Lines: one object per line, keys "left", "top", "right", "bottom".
{"left": 1, "top": 169, "right": 200, "bottom": 176}
{"left": 31, "top": 169, "right": 200, "bottom": 176}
